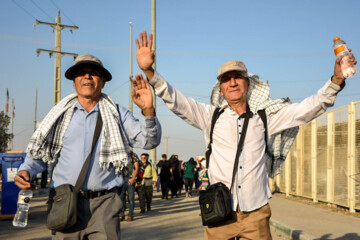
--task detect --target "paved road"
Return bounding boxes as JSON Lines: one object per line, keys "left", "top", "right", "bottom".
{"left": 0, "top": 190, "right": 287, "bottom": 240}
{"left": 269, "top": 193, "right": 360, "bottom": 240}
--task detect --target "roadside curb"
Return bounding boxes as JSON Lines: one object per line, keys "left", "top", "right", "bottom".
{"left": 270, "top": 219, "right": 315, "bottom": 240}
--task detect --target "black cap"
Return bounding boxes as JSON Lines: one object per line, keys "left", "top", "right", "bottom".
{"left": 65, "top": 54, "right": 112, "bottom": 81}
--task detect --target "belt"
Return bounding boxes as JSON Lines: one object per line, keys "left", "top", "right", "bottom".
{"left": 79, "top": 186, "right": 121, "bottom": 199}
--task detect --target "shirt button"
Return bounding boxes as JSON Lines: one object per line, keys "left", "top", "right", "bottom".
{"left": 240, "top": 166, "right": 242, "bottom": 169}
{"left": 238, "top": 186, "right": 241, "bottom": 189}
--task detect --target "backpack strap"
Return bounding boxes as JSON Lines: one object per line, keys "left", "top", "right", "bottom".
{"left": 205, "top": 108, "right": 224, "bottom": 169}
{"left": 257, "top": 109, "right": 274, "bottom": 173}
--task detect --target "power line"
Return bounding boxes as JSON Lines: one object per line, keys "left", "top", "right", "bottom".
{"left": 11, "top": 0, "right": 36, "bottom": 19}
{"left": 50, "top": 0, "right": 76, "bottom": 25}
{"left": 30, "top": 0, "right": 52, "bottom": 21}
{"left": 3, "top": 33, "right": 357, "bottom": 59}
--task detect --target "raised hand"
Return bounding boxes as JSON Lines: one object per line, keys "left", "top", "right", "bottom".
{"left": 136, "top": 31, "right": 155, "bottom": 72}
{"left": 132, "top": 74, "right": 155, "bottom": 117}
{"left": 332, "top": 49, "right": 357, "bottom": 85}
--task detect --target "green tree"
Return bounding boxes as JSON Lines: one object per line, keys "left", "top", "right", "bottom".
{"left": 0, "top": 111, "right": 13, "bottom": 152}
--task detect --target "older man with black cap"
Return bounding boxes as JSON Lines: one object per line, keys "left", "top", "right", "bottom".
{"left": 14, "top": 53, "right": 161, "bottom": 239}
{"left": 135, "top": 31, "right": 356, "bottom": 239}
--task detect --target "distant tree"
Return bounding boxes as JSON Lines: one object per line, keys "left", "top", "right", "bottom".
{"left": 0, "top": 111, "right": 13, "bottom": 152}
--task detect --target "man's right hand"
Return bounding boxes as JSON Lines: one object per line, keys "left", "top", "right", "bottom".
{"left": 14, "top": 170, "right": 38, "bottom": 190}
{"left": 136, "top": 31, "right": 155, "bottom": 80}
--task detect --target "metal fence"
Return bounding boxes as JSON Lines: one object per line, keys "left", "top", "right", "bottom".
{"left": 272, "top": 101, "right": 360, "bottom": 213}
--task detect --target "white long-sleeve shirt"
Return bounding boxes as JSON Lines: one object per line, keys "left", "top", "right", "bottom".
{"left": 150, "top": 72, "right": 341, "bottom": 212}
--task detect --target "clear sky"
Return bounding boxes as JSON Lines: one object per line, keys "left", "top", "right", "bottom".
{"left": 1, "top": 0, "right": 360, "bottom": 161}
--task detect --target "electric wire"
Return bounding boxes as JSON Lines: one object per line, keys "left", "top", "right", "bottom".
{"left": 11, "top": 0, "right": 36, "bottom": 19}
{"left": 30, "top": 0, "right": 52, "bottom": 21}
{"left": 50, "top": 0, "right": 76, "bottom": 25}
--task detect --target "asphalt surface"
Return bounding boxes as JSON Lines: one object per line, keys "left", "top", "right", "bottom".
{"left": 1, "top": 188, "right": 359, "bottom": 240}
{"left": 0, "top": 189, "right": 287, "bottom": 240}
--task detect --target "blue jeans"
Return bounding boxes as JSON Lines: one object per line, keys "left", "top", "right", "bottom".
{"left": 119, "top": 177, "right": 135, "bottom": 217}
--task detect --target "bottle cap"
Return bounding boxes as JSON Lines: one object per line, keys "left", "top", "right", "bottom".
{"left": 333, "top": 36, "right": 340, "bottom": 42}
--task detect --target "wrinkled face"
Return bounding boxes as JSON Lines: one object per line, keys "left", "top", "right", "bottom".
{"left": 219, "top": 71, "right": 249, "bottom": 104}
{"left": 73, "top": 66, "right": 106, "bottom": 100}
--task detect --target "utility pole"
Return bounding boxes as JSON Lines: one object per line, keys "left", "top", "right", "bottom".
{"left": 129, "top": 19, "right": 133, "bottom": 113}
{"left": 150, "top": 0, "right": 157, "bottom": 161}
{"left": 34, "top": 11, "right": 78, "bottom": 105}
{"left": 34, "top": 88, "right": 38, "bottom": 132}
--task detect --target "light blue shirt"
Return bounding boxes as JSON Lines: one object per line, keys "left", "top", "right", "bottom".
{"left": 19, "top": 102, "right": 161, "bottom": 191}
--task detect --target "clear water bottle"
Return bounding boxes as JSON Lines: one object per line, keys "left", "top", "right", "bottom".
{"left": 13, "top": 189, "right": 33, "bottom": 227}
{"left": 333, "top": 36, "right": 357, "bottom": 78}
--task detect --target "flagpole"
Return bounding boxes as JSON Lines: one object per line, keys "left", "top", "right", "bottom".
{"left": 5, "top": 88, "right": 9, "bottom": 116}
{"left": 11, "top": 98, "right": 14, "bottom": 150}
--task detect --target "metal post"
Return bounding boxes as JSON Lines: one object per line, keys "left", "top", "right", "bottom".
{"left": 296, "top": 125, "right": 304, "bottom": 195}
{"left": 285, "top": 147, "right": 291, "bottom": 197}
{"left": 129, "top": 19, "right": 133, "bottom": 113}
{"left": 327, "top": 111, "right": 335, "bottom": 203}
{"left": 348, "top": 102, "right": 356, "bottom": 212}
{"left": 11, "top": 99, "right": 14, "bottom": 150}
{"left": 34, "top": 88, "right": 38, "bottom": 132}
{"left": 165, "top": 136, "right": 168, "bottom": 157}
{"left": 149, "top": 0, "right": 157, "bottom": 162}
{"left": 54, "top": 11, "right": 61, "bottom": 105}
{"left": 311, "top": 119, "right": 318, "bottom": 202}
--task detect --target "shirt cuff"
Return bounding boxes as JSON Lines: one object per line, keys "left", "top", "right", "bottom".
{"left": 143, "top": 116, "right": 158, "bottom": 128}
{"left": 18, "top": 163, "right": 38, "bottom": 181}
{"left": 320, "top": 78, "right": 343, "bottom": 96}
{"left": 328, "top": 77, "right": 345, "bottom": 92}
{"left": 149, "top": 71, "right": 165, "bottom": 89}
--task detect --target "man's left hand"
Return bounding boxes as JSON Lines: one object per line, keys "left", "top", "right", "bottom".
{"left": 132, "top": 74, "right": 156, "bottom": 116}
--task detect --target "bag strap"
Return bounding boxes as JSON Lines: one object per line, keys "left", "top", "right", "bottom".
{"left": 73, "top": 111, "right": 103, "bottom": 193}
{"left": 257, "top": 109, "right": 274, "bottom": 173}
{"left": 205, "top": 107, "right": 224, "bottom": 169}
{"left": 230, "top": 105, "right": 251, "bottom": 190}
{"left": 205, "top": 105, "right": 252, "bottom": 189}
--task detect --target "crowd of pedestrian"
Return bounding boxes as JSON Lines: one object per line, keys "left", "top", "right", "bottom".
{"left": 118, "top": 153, "right": 205, "bottom": 221}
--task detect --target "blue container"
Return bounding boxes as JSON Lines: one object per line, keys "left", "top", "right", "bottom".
{"left": 0, "top": 152, "right": 26, "bottom": 216}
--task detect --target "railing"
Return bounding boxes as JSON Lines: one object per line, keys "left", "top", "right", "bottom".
{"left": 272, "top": 101, "right": 360, "bottom": 213}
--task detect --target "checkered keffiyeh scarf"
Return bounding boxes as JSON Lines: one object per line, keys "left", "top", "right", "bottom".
{"left": 211, "top": 73, "right": 299, "bottom": 177}
{"left": 26, "top": 93, "right": 130, "bottom": 174}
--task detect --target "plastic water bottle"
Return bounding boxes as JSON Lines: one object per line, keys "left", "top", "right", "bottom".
{"left": 13, "top": 189, "right": 33, "bottom": 227}
{"left": 333, "top": 36, "right": 357, "bottom": 78}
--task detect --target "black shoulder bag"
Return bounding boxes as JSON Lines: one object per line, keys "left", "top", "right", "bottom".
{"left": 199, "top": 107, "right": 251, "bottom": 228}
{"left": 46, "top": 112, "right": 103, "bottom": 231}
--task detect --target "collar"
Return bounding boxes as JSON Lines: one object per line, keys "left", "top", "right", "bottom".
{"left": 223, "top": 102, "right": 253, "bottom": 118}
{"left": 74, "top": 101, "right": 100, "bottom": 114}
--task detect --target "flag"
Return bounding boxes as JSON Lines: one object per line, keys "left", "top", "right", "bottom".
{"left": 5, "top": 88, "right": 9, "bottom": 115}
{"left": 12, "top": 99, "right": 15, "bottom": 119}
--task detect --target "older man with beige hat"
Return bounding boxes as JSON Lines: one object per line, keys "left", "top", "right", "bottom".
{"left": 135, "top": 30, "right": 355, "bottom": 239}
{"left": 15, "top": 53, "right": 161, "bottom": 239}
